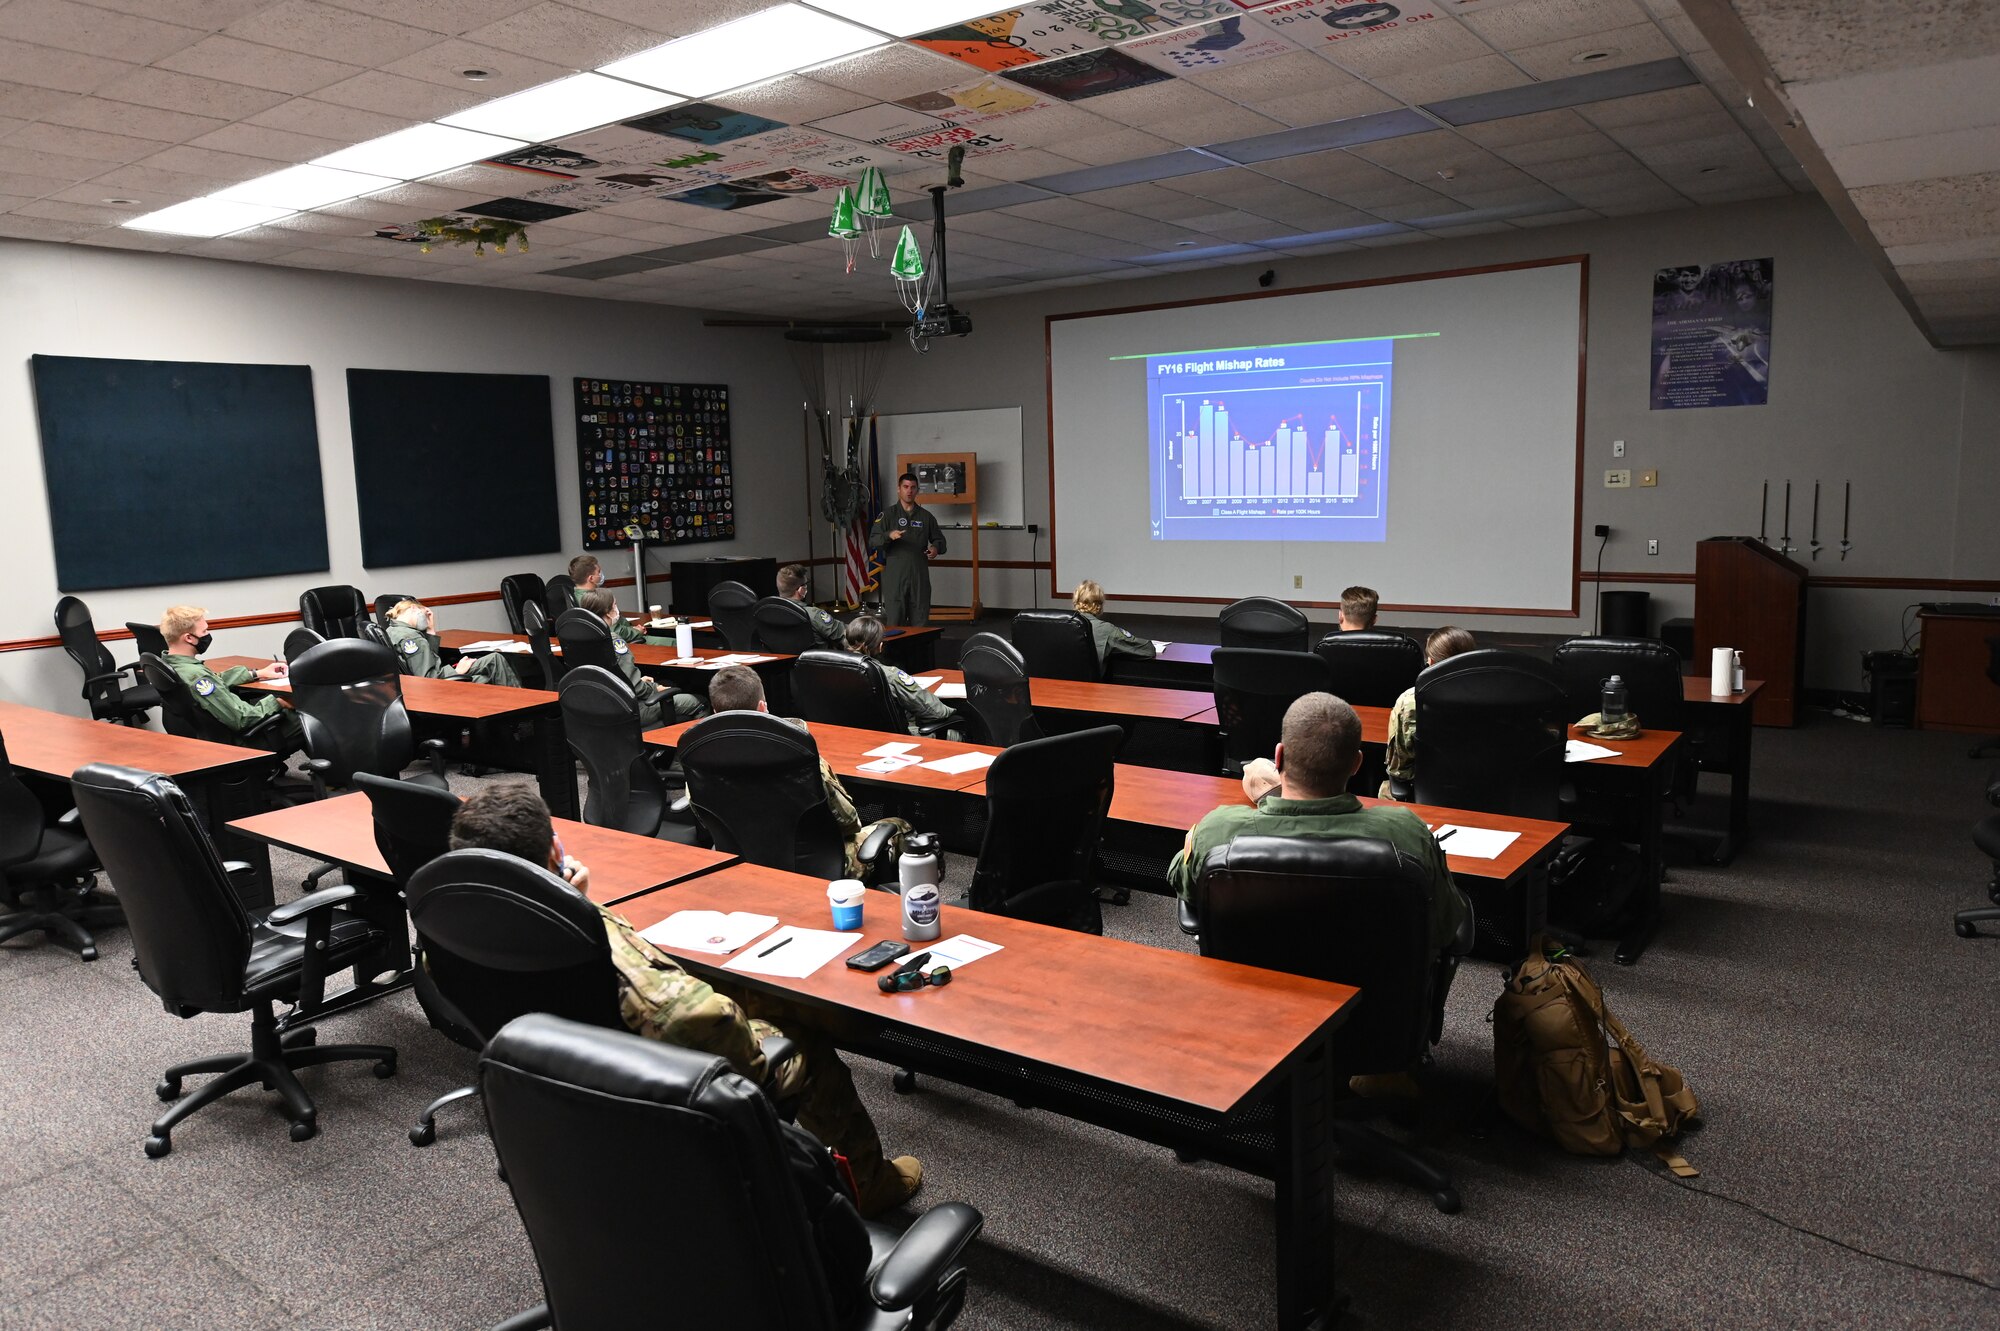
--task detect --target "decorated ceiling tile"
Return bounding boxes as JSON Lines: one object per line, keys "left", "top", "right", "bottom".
{"left": 1123, "top": 14, "right": 1296, "bottom": 70}
{"left": 624, "top": 102, "right": 789, "bottom": 146}
{"left": 715, "top": 124, "right": 910, "bottom": 179}
{"left": 912, "top": 8, "right": 1111, "bottom": 72}
{"left": 894, "top": 74, "right": 1058, "bottom": 127}
{"left": 809, "top": 102, "right": 1025, "bottom": 163}
{"left": 1001, "top": 47, "right": 1176, "bottom": 100}
{"left": 1036, "top": 0, "right": 1242, "bottom": 42}
{"left": 1250, "top": 0, "right": 1454, "bottom": 49}
{"left": 664, "top": 167, "right": 856, "bottom": 212}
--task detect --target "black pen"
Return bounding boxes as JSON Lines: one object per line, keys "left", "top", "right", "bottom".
{"left": 757, "top": 936, "right": 792, "bottom": 958}
{"left": 1435, "top": 828, "right": 1456, "bottom": 844}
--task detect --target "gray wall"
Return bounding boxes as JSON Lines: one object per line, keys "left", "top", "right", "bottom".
{"left": 871, "top": 194, "right": 2000, "bottom": 691}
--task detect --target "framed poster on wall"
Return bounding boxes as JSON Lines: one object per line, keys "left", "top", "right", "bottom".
{"left": 574, "top": 377, "right": 735, "bottom": 550}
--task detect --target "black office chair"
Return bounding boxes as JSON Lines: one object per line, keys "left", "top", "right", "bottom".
{"left": 560, "top": 665, "right": 669, "bottom": 839}
{"left": 1012, "top": 610, "right": 1100, "bottom": 681}
{"left": 69, "top": 763, "right": 396, "bottom": 1156}
{"left": 501, "top": 574, "right": 548, "bottom": 635}
{"left": 283, "top": 626, "right": 324, "bottom": 663}
{"left": 1314, "top": 630, "right": 1424, "bottom": 707}
{"left": 1554, "top": 635, "right": 1694, "bottom": 804}
{"left": 522, "top": 600, "right": 563, "bottom": 688}
{"left": 480, "top": 1013, "right": 983, "bottom": 1331}
{"left": 0, "top": 730, "right": 116, "bottom": 959}
{"left": 1219, "top": 596, "right": 1309, "bottom": 652}
{"left": 543, "top": 574, "right": 577, "bottom": 624}
{"left": 1411, "top": 650, "right": 1567, "bottom": 818}
{"left": 359, "top": 621, "right": 393, "bottom": 652}
{"left": 1211, "top": 648, "right": 1336, "bottom": 777}
{"left": 141, "top": 652, "right": 298, "bottom": 754}
{"left": 53, "top": 596, "right": 159, "bottom": 726}
{"left": 752, "top": 597, "right": 819, "bottom": 654}
{"left": 299, "top": 584, "right": 368, "bottom": 639}
{"left": 969, "top": 726, "right": 1120, "bottom": 933}
{"left": 372, "top": 593, "right": 414, "bottom": 628}
{"left": 1955, "top": 773, "right": 2000, "bottom": 937}
{"left": 708, "top": 580, "right": 759, "bottom": 651}
{"left": 1189, "top": 834, "right": 1464, "bottom": 1213}
{"left": 960, "top": 631, "right": 1043, "bottom": 747}
{"left": 288, "top": 638, "right": 448, "bottom": 801}
{"left": 792, "top": 650, "right": 955, "bottom": 738}
{"left": 552, "top": 607, "right": 620, "bottom": 674}
{"left": 1970, "top": 637, "right": 2000, "bottom": 759}
{"left": 124, "top": 621, "right": 167, "bottom": 658}
{"left": 678, "top": 711, "right": 897, "bottom": 884}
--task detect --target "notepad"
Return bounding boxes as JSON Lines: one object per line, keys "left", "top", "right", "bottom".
{"left": 911, "top": 675, "right": 943, "bottom": 689}
{"left": 935, "top": 682, "right": 967, "bottom": 700}
{"left": 1565, "top": 739, "right": 1621, "bottom": 763}
{"left": 864, "top": 741, "right": 919, "bottom": 757}
{"left": 456, "top": 639, "right": 530, "bottom": 653}
{"left": 1431, "top": 826, "right": 1519, "bottom": 860}
{"left": 919, "top": 750, "right": 995, "bottom": 775}
{"left": 639, "top": 910, "right": 778, "bottom": 955}
{"left": 915, "top": 934, "right": 1002, "bottom": 974}
{"left": 721, "top": 926, "right": 860, "bottom": 978}
{"left": 1152, "top": 640, "right": 1172, "bottom": 652}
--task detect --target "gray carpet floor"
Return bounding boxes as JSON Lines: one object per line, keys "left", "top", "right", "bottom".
{"left": 3, "top": 710, "right": 1997, "bottom": 1330}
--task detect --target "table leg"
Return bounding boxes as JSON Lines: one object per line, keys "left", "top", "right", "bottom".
{"left": 1273, "top": 1030, "right": 1338, "bottom": 1330}
{"left": 532, "top": 708, "right": 577, "bottom": 820}
{"left": 1616, "top": 761, "right": 1672, "bottom": 966}
{"left": 1710, "top": 709, "right": 1753, "bottom": 866}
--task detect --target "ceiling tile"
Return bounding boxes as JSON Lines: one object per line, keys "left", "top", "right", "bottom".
{"left": 1181, "top": 48, "right": 1342, "bottom": 101}
{"left": 1786, "top": 51, "right": 2000, "bottom": 153}
{"left": 0, "top": 169, "right": 75, "bottom": 198}
{"left": 718, "top": 76, "right": 873, "bottom": 125}
{"left": 318, "top": 0, "right": 547, "bottom": 36}
{"left": 0, "top": 0, "right": 204, "bottom": 65}
{"left": 96, "top": 67, "right": 293, "bottom": 120}
{"left": 188, "top": 120, "right": 351, "bottom": 163}
{"left": 132, "top": 142, "right": 298, "bottom": 184}
{"left": 224, "top": 2, "right": 446, "bottom": 66}
{"left": 378, "top": 38, "right": 569, "bottom": 92}
{"left": 9, "top": 196, "right": 146, "bottom": 225}
{"left": 1600, "top": 110, "right": 1737, "bottom": 149}
{"left": 1374, "top": 54, "right": 1530, "bottom": 104}
{"left": 1459, "top": 0, "right": 1650, "bottom": 49}
{"left": 0, "top": 41, "right": 138, "bottom": 94}
{"left": 1732, "top": 0, "right": 2000, "bottom": 85}
{"left": 1458, "top": 106, "right": 1594, "bottom": 147}
{"left": 562, "top": 0, "right": 770, "bottom": 35}
{"left": 461, "top": 2, "right": 677, "bottom": 67}
{"left": 1510, "top": 205, "right": 1601, "bottom": 226}
{"left": 0, "top": 143, "right": 105, "bottom": 181}
{"left": 309, "top": 68, "right": 488, "bottom": 118}
{"left": 82, "top": 0, "right": 275, "bottom": 26}
{"left": 0, "top": 80, "right": 81, "bottom": 120}
{"left": 1240, "top": 76, "right": 1401, "bottom": 130}
{"left": 953, "top": 148, "right": 1090, "bottom": 181}
{"left": 1320, "top": 15, "right": 1494, "bottom": 77}
{"left": 45, "top": 95, "right": 227, "bottom": 143}
{"left": 4, "top": 120, "right": 166, "bottom": 164}
{"left": 73, "top": 160, "right": 242, "bottom": 200}
{"left": 0, "top": 211, "right": 98, "bottom": 239}
{"left": 243, "top": 95, "right": 408, "bottom": 143}
{"left": 1508, "top": 22, "right": 1676, "bottom": 82}
{"left": 1491, "top": 129, "right": 1622, "bottom": 165}
{"left": 808, "top": 44, "right": 972, "bottom": 102}
{"left": 1058, "top": 126, "right": 1180, "bottom": 166}
{"left": 155, "top": 34, "right": 363, "bottom": 95}
{"left": 1827, "top": 123, "right": 2000, "bottom": 191}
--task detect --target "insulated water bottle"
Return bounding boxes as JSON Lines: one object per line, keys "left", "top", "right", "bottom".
{"left": 899, "top": 832, "right": 942, "bottom": 943}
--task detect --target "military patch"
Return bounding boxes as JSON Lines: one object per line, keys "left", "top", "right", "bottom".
{"left": 399, "top": 637, "right": 420, "bottom": 655}
{"left": 195, "top": 677, "right": 215, "bottom": 696}
{"left": 614, "top": 639, "right": 629, "bottom": 655}
{"left": 892, "top": 668, "right": 914, "bottom": 685}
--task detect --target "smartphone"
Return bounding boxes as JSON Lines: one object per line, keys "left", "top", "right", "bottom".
{"left": 845, "top": 940, "right": 911, "bottom": 972}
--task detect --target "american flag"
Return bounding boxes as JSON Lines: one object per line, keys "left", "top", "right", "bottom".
{"left": 841, "top": 415, "right": 882, "bottom": 605}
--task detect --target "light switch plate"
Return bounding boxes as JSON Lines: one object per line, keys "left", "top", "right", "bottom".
{"left": 1639, "top": 469, "right": 1658, "bottom": 487}
{"left": 1612, "top": 440, "right": 1625, "bottom": 457}
{"left": 1605, "top": 469, "right": 1631, "bottom": 488}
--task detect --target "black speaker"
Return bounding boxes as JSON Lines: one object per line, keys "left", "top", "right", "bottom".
{"left": 1600, "top": 590, "right": 1651, "bottom": 638}
{"left": 1863, "top": 650, "right": 1918, "bottom": 728}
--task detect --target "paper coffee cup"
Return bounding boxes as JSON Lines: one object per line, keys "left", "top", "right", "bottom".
{"left": 827, "top": 879, "right": 865, "bottom": 931}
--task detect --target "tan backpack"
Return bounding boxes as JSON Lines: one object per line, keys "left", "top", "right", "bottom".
{"left": 1493, "top": 937, "right": 1700, "bottom": 1171}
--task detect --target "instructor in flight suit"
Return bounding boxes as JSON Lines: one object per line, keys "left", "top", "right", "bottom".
{"left": 867, "top": 471, "right": 945, "bottom": 627}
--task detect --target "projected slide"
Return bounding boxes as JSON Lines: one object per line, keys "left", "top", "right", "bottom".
{"left": 1144, "top": 337, "right": 1398, "bottom": 543}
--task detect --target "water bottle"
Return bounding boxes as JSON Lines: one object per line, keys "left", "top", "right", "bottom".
{"left": 1600, "top": 674, "right": 1629, "bottom": 727}
{"left": 899, "top": 832, "right": 942, "bottom": 943}
{"left": 675, "top": 619, "right": 694, "bottom": 659}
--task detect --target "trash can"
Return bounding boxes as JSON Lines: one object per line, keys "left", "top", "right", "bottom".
{"left": 1600, "top": 590, "right": 1651, "bottom": 639}
{"left": 1862, "top": 650, "right": 1918, "bottom": 727}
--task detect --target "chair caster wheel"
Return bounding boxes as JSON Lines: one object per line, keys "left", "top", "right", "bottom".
{"left": 892, "top": 1069, "right": 917, "bottom": 1094}
{"left": 410, "top": 1122, "right": 436, "bottom": 1147}
{"left": 373, "top": 1059, "right": 397, "bottom": 1079}
{"left": 289, "top": 1120, "right": 317, "bottom": 1143}
{"left": 155, "top": 1078, "right": 181, "bottom": 1102}
{"left": 143, "top": 1134, "right": 171, "bottom": 1159}
{"left": 1957, "top": 920, "right": 1977, "bottom": 938}
{"left": 80, "top": 945, "right": 98, "bottom": 961}
{"left": 1432, "top": 1188, "right": 1462, "bottom": 1215}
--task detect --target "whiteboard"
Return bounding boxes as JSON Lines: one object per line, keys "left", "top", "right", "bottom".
{"left": 872, "top": 407, "right": 1024, "bottom": 528}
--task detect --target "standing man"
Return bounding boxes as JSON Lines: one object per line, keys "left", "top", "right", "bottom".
{"left": 777, "top": 563, "right": 845, "bottom": 649}
{"left": 868, "top": 471, "right": 944, "bottom": 627}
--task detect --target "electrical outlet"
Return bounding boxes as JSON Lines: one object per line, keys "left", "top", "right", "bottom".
{"left": 1293, "top": 574, "right": 1302, "bottom": 589}
{"left": 1647, "top": 539, "right": 1659, "bottom": 556}
{"left": 1605, "top": 469, "right": 1631, "bottom": 488}
{"left": 1639, "top": 469, "right": 1658, "bottom": 487}
{"left": 1612, "top": 440, "right": 1625, "bottom": 457}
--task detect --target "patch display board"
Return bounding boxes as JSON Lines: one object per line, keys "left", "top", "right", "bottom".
{"left": 347, "top": 369, "right": 561, "bottom": 569}
{"left": 30, "top": 354, "right": 330, "bottom": 592}
{"left": 575, "top": 378, "right": 735, "bottom": 550}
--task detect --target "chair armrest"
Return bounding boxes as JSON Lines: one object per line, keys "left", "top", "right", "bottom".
{"left": 870, "top": 1203, "right": 984, "bottom": 1312}
{"left": 856, "top": 821, "right": 898, "bottom": 870}
{"left": 420, "top": 737, "right": 448, "bottom": 779}
{"left": 1388, "top": 777, "right": 1414, "bottom": 802}
{"left": 82, "top": 670, "right": 125, "bottom": 690}
{"left": 243, "top": 711, "right": 291, "bottom": 743}
{"left": 221, "top": 860, "right": 256, "bottom": 882}
{"left": 914, "top": 714, "right": 958, "bottom": 739}
{"left": 57, "top": 807, "right": 83, "bottom": 829}
{"left": 1177, "top": 898, "right": 1200, "bottom": 936}
{"left": 758, "top": 1034, "right": 797, "bottom": 1074}
{"left": 305, "top": 757, "right": 333, "bottom": 801}
{"left": 265, "top": 881, "right": 357, "bottom": 927}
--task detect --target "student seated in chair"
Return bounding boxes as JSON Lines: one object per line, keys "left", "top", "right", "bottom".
{"left": 842, "top": 614, "right": 961, "bottom": 740}
{"left": 158, "top": 604, "right": 305, "bottom": 754}
{"left": 448, "top": 783, "right": 924, "bottom": 1217}
{"left": 1072, "top": 578, "right": 1155, "bottom": 670}
{"left": 1338, "top": 585, "right": 1380, "bottom": 632}
{"left": 778, "top": 562, "right": 845, "bottom": 649}
{"left": 567, "top": 554, "right": 666, "bottom": 645}
{"left": 1382, "top": 626, "right": 1475, "bottom": 800}
{"left": 1169, "top": 691, "right": 1470, "bottom": 957}
{"left": 384, "top": 600, "right": 520, "bottom": 686}
{"left": 579, "top": 590, "right": 706, "bottom": 725}
{"left": 708, "top": 665, "right": 909, "bottom": 879}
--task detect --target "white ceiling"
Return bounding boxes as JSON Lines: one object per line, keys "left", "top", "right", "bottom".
{"left": 0, "top": 0, "right": 1811, "bottom": 318}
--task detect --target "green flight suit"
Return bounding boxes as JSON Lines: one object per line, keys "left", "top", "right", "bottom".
{"left": 1167, "top": 791, "right": 1471, "bottom": 956}
{"left": 162, "top": 653, "right": 305, "bottom": 753}
{"left": 385, "top": 622, "right": 520, "bottom": 687}
{"left": 868, "top": 501, "right": 945, "bottom": 626}
{"left": 610, "top": 637, "right": 706, "bottom": 728}
{"left": 878, "top": 660, "right": 960, "bottom": 740}
{"left": 1080, "top": 611, "right": 1156, "bottom": 671}
{"left": 805, "top": 602, "right": 845, "bottom": 649}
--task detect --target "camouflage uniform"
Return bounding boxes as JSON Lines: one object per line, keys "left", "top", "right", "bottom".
{"left": 878, "top": 661, "right": 961, "bottom": 741}
{"left": 1381, "top": 684, "right": 1417, "bottom": 798}
{"left": 161, "top": 653, "right": 305, "bottom": 752}
{"left": 798, "top": 719, "right": 911, "bottom": 876}
{"left": 868, "top": 501, "right": 945, "bottom": 626}
{"left": 385, "top": 622, "right": 520, "bottom": 687}
{"left": 1168, "top": 791, "right": 1471, "bottom": 956}
{"left": 1080, "top": 612, "right": 1156, "bottom": 671}
{"left": 599, "top": 906, "right": 897, "bottom": 1206}
{"left": 610, "top": 637, "right": 706, "bottom": 727}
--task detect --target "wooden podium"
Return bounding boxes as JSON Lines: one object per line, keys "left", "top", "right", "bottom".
{"left": 898, "top": 451, "right": 980, "bottom": 621}
{"left": 1694, "top": 537, "right": 1807, "bottom": 726}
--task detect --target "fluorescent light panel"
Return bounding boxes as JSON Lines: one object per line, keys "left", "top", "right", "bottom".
{"left": 601, "top": 4, "right": 886, "bottom": 98}
{"left": 798, "top": 1, "right": 1008, "bottom": 37}
{"left": 124, "top": 197, "right": 294, "bottom": 237}
{"left": 441, "top": 72, "right": 682, "bottom": 143}
{"left": 314, "top": 122, "right": 526, "bottom": 181}
{"left": 218, "top": 163, "right": 397, "bottom": 211}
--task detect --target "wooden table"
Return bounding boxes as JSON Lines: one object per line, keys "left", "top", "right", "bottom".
{"left": 644, "top": 718, "right": 998, "bottom": 794}
{"left": 618, "top": 860, "right": 1355, "bottom": 1330}
{"left": 1682, "top": 677, "right": 1762, "bottom": 865}
{"left": 695, "top": 620, "right": 943, "bottom": 673}
{"left": 228, "top": 791, "right": 737, "bottom": 906}
{"left": 213, "top": 656, "right": 578, "bottom": 820}
{"left": 1104, "top": 641, "right": 1216, "bottom": 691}
{"left": 0, "top": 699, "right": 282, "bottom": 909}
{"left": 1186, "top": 701, "right": 1394, "bottom": 745}
{"left": 922, "top": 668, "right": 1216, "bottom": 723}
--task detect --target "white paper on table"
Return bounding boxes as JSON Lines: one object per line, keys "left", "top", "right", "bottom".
{"left": 915, "top": 933, "right": 1002, "bottom": 974}
{"left": 857, "top": 755, "right": 922, "bottom": 773}
{"left": 1152, "top": 640, "right": 1172, "bottom": 652}
{"left": 456, "top": 639, "right": 525, "bottom": 652}
{"left": 934, "top": 682, "right": 967, "bottom": 700}
{"left": 910, "top": 675, "right": 943, "bottom": 689}
{"left": 1565, "top": 739, "right": 1621, "bottom": 763}
{"left": 919, "top": 750, "right": 995, "bottom": 775}
{"left": 639, "top": 910, "right": 779, "bottom": 955}
{"left": 864, "top": 741, "right": 920, "bottom": 757}
{"left": 1432, "top": 825, "right": 1519, "bottom": 860}
{"left": 733, "top": 654, "right": 777, "bottom": 664}
{"left": 721, "top": 925, "right": 861, "bottom": 978}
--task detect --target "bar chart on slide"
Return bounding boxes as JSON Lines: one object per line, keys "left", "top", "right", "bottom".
{"left": 1144, "top": 337, "right": 1396, "bottom": 543}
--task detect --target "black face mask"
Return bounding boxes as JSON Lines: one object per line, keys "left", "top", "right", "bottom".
{"left": 189, "top": 633, "right": 213, "bottom": 655}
